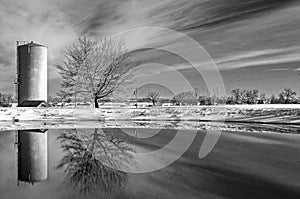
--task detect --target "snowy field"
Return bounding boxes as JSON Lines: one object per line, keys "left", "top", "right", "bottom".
{"left": 0, "top": 104, "right": 299, "bottom": 131}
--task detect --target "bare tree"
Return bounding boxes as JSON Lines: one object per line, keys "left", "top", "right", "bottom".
{"left": 230, "top": 89, "right": 242, "bottom": 104}
{"left": 244, "top": 89, "right": 259, "bottom": 104}
{"left": 147, "top": 92, "right": 160, "bottom": 105}
{"left": 229, "top": 89, "right": 259, "bottom": 104}
{"left": 171, "top": 95, "right": 181, "bottom": 106}
{"left": 198, "top": 95, "right": 213, "bottom": 105}
{"left": 0, "top": 92, "right": 16, "bottom": 107}
{"left": 258, "top": 93, "right": 267, "bottom": 104}
{"left": 172, "top": 91, "right": 197, "bottom": 106}
{"left": 278, "top": 87, "right": 297, "bottom": 104}
{"left": 57, "top": 37, "right": 137, "bottom": 108}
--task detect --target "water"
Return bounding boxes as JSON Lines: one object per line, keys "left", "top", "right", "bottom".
{"left": 0, "top": 125, "right": 300, "bottom": 199}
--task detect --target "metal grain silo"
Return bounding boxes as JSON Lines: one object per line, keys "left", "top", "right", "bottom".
{"left": 16, "top": 129, "right": 48, "bottom": 185}
{"left": 16, "top": 41, "right": 47, "bottom": 105}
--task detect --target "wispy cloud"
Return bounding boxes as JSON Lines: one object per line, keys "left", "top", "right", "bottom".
{"left": 145, "top": 0, "right": 299, "bottom": 31}
{"left": 1, "top": 0, "right": 300, "bottom": 94}
{"left": 268, "top": 68, "right": 290, "bottom": 71}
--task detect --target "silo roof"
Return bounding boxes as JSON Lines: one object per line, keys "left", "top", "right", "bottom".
{"left": 18, "top": 42, "right": 47, "bottom": 47}
{"left": 18, "top": 100, "right": 48, "bottom": 107}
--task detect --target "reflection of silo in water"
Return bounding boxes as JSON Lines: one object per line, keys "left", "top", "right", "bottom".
{"left": 16, "top": 129, "right": 48, "bottom": 184}
{"left": 16, "top": 41, "right": 47, "bottom": 105}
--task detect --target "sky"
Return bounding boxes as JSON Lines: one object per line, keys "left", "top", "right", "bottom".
{"left": 0, "top": 0, "right": 300, "bottom": 97}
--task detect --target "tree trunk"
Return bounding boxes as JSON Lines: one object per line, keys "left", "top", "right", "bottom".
{"left": 90, "top": 128, "right": 99, "bottom": 152}
{"left": 94, "top": 97, "right": 99, "bottom": 108}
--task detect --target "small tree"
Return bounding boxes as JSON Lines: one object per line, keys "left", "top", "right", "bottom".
{"left": 171, "top": 95, "right": 181, "bottom": 105}
{"left": 198, "top": 95, "right": 213, "bottom": 105}
{"left": 226, "top": 96, "right": 235, "bottom": 105}
{"left": 269, "top": 94, "right": 278, "bottom": 104}
{"left": 217, "top": 96, "right": 227, "bottom": 105}
{"left": 147, "top": 92, "right": 160, "bottom": 105}
{"left": 244, "top": 89, "right": 259, "bottom": 104}
{"left": 184, "top": 91, "right": 197, "bottom": 105}
{"left": 0, "top": 92, "right": 16, "bottom": 107}
{"left": 48, "top": 96, "right": 62, "bottom": 103}
{"left": 230, "top": 89, "right": 242, "bottom": 104}
{"left": 278, "top": 87, "right": 297, "bottom": 104}
{"left": 229, "top": 89, "right": 259, "bottom": 104}
{"left": 257, "top": 93, "right": 267, "bottom": 104}
{"left": 172, "top": 91, "right": 197, "bottom": 105}
{"left": 198, "top": 95, "right": 206, "bottom": 105}
{"left": 57, "top": 37, "right": 137, "bottom": 108}
{"left": 172, "top": 92, "right": 185, "bottom": 105}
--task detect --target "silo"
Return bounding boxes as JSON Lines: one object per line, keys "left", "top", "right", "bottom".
{"left": 17, "top": 41, "right": 47, "bottom": 105}
{"left": 16, "top": 129, "right": 48, "bottom": 184}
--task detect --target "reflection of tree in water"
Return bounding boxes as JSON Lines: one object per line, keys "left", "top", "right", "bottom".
{"left": 56, "top": 128, "right": 135, "bottom": 195}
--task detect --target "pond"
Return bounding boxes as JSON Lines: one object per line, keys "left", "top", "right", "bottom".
{"left": 0, "top": 124, "right": 300, "bottom": 199}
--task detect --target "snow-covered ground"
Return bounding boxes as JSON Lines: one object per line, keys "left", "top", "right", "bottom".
{"left": 0, "top": 104, "right": 299, "bottom": 125}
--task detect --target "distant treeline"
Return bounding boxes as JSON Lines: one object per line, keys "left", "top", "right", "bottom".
{"left": 169, "top": 87, "right": 299, "bottom": 105}
{"left": 48, "top": 87, "right": 300, "bottom": 106}
{"left": 1, "top": 87, "right": 299, "bottom": 107}
{"left": 133, "top": 87, "right": 299, "bottom": 105}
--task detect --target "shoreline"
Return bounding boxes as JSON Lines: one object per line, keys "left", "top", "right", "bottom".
{"left": 0, "top": 105, "right": 299, "bottom": 131}
{"left": 1, "top": 120, "right": 299, "bottom": 133}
